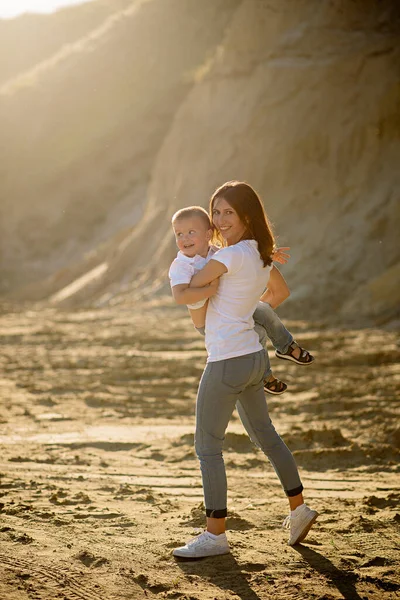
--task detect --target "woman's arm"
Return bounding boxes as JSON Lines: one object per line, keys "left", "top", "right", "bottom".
{"left": 260, "top": 265, "right": 290, "bottom": 309}
{"left": 189, "top": 259, "right": 227, "bottom": 288}
{"left": 171, "top": 280, "right": 218, "bottom": 305}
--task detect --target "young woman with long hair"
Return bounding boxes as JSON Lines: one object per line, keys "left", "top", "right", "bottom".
{"left": 173, "top": 181, "right": 318, "bottom": 558}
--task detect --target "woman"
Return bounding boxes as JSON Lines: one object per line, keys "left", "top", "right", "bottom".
{"left": 173, "top": 181, "right": 318, "bottom": 558}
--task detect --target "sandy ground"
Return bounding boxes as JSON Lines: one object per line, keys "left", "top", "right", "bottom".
{"left": 0, "top": 298, "right": 399, "bottom": 600}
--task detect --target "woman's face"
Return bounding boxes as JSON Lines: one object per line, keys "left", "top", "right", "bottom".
{"left": 212, "top": 197, "right": 247, "bottom": 246}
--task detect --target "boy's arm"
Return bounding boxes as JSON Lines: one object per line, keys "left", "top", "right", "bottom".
{"left": 188, "top": 301, "right": 208, "bottom": 328}
{"left": 260, "top": 265, "right": 290, "bottom": 309}
{"left": 171, "top": 280, "right": 218, "bottom": 306}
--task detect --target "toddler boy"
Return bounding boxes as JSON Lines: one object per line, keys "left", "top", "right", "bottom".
{"left": 169, "top": 206, "right": 314, "bottom": 394}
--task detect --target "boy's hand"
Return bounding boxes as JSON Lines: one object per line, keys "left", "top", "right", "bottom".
{"left": 272, "top": 247, "right": 290, "bottom": 264}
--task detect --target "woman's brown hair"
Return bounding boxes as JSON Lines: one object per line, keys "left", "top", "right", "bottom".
{"left": 209, "top": 181, "right": 275, "bottom": 267}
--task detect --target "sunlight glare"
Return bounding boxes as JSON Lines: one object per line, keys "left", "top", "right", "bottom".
{"left": 0, "top": 0, "right": 94, "bottom": 19}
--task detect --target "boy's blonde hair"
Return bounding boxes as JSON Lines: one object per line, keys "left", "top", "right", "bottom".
{"left": 171, "top": 206, "right": 211, "bottom": 229}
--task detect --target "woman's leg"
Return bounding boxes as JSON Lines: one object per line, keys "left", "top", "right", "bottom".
{"left": 288, "top": 493, "right": 305, "bottom": 511}
{"left": 236, "top": 352, "right": 318, "bottom": 544}
{"left": 195, "top": 362, "right": 239, "bottom": 526}
{"left": 195, "top": 354, "right": 259, "bottom": 530}
{"left": 237, "top": 396, "right": 303, "bottom": 497}
{"left": 235, "top": 352, "right": 303, "bottom": 498}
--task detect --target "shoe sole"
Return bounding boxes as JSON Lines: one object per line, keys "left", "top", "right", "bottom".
{"left": 173, "top": 548, "right": 230, "bottom": 559}
{"left": 264, "top": 387, "right": 287, "bottom": 395}
{"left": 289, "top": 512, "right": 319, "bottom": 545}
{"left": 275, "top": 352, "right": 315, "bottom": 366}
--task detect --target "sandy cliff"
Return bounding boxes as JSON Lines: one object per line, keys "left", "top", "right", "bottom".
{"left": 0, "top": 0, "right": 131, "bottom": 86}
{"left": 76, "top": 0, "right": 399, "bottom": 323}
{"left": 0, "top": 0, "right": 239, "bottom": 294}
{"left": 1, "top": 0, "right": 399, "bottom": 324}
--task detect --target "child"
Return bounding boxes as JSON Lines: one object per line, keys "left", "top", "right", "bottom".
{"left": 169, "top": 206, "right": 314, "bottom": 394}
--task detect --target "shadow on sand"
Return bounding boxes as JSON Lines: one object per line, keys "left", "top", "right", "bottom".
{"left": 293, "top": 544, "right": 364, "bottom": 600}
{"left": 175, "top": 543, "right": 367, "bottom": 600}
{"left": 175, "top": 553, "right": 263, "bottom": 600}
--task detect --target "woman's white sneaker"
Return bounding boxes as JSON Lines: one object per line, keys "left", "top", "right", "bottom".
{"left": 173, "top": 531, "right": 230, "bottom": 558}
{"left": 283, "top": 504, "right": 319, "bottom": 545}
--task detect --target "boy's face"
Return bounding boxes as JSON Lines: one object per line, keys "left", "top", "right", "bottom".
{"left": 173, "top": 216, "right": 212, "bottom": 258}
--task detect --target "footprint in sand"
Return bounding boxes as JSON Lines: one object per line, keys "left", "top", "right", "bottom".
{"left": 73, "top": 550, "right": 109, "bottom": 568}
{"left": 363, "top": 492, "right": 400, "bottom": 509}
{"left": 10, "top": 531, "right": 34, "bottom": 544}
{"left": 49, "top": 490, "right": 91, "bottom": 505}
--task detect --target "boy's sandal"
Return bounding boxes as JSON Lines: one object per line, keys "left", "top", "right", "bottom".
{"left": 275, "top": 342, "right": 314, "bottom": 366}
{"left": 264, "top": 377, "right": 288, "bottom": 395}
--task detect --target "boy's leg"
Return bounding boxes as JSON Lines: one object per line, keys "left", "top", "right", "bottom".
{"left": 253, "top": 301, "right": 293, "bottom": 354}
{"left": 254, "top": 322, "right": 268, "bottom": 349}
{"left": 254, "top": 311, "right": 288, "bottom": 396}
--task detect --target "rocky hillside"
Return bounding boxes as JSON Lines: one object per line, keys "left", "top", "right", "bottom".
{"left": 1, "top": 0, "right": 399, "bottom": 325}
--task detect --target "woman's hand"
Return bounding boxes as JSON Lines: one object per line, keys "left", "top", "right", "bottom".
{"left": 272, "top": 247, "right": 290, "bottom": 264}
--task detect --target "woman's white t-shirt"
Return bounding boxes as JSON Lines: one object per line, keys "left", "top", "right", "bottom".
{"left": 205, "top": 239, "right": 272, "bottom": 362}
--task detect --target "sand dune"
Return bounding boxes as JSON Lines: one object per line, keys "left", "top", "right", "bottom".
{"left": 0, "top": 301, "right": 399, "bottom": 598}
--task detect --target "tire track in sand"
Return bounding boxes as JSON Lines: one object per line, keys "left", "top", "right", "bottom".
{"left": 0, "top": 553, "right": 106, "bottom": 600}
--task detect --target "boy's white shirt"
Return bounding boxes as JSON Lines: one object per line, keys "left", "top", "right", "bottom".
{"left": 168, "top": 245, "right": 218, "bottom": 309}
